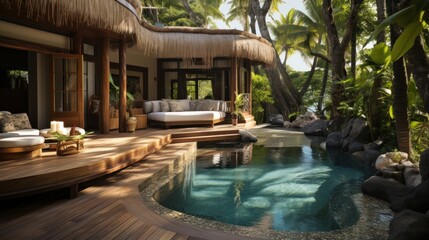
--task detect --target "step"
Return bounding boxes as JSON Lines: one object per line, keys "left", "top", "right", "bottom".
{"left": 171, "top": 133, "right": 241, "bottom": 144}
{"left": 171, "top": 129, "right": 239, "bottom": 139}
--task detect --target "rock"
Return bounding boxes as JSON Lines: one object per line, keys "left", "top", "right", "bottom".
{"left": 364, "top": 149, "right": 380, "bottom": 166}
{"left": 361, "top": 176, "right": 410, "bottom": 204}
{"left": 389, "top": 209, "right": 429, "bottom": 240}
{"left": 396, "top": 164, "right": 405, "bottom": 171}
{"left": 390, "top": 179, "right": 429, "bottom": 213}
{"left": 348, "top": 141, "right": 364, "bottom": 153}
{"left": 401, "top": 161, "right": 415, "bottom": 167}
{"left": 283, "top": 121, "right": 292, "bottom": 128}
{"left": 419, "top": 148, "right": 429, "bottom": 181}
{"left": 268, "top": 114, "right": 284, "bottom": 127}
{"left": 375, "top": 154, "right": 394, "bottom": 170}
{"left": 404, "top": 166, "right": 422, "bottom": 187}
{"left": 320, "top": 141, "right": 326, "bottom": 150}
{"left": 364, "top": 140, "right": 383, "bottom": 151}
{"left": 239, "top": 130, "right": 257, "bottom": 143}
{"left": 379, "top": 165, "right": 404, "bottom": 183}
{"left": 325, "top": 132, "right": 342, "bottom": 149}
{"left": 303, "top": 119, "right": 329, "bottom": 136}
{"left": 349, "top": 118, "right": 370, "bottom": 141}
{"left": 352, "top": 151, "right": 365, "bottom": 160}
{"left": 289, "top": 112, "right": 318, "bottom": 128}
{"left": 386, "top": 151, "right": 408, "bottom": 163}
{"left": 305, "top": 111, "right": 318, "bottom": 119}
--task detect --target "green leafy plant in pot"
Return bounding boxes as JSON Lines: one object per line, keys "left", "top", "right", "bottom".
{"left": 232, "top": 92, "right": 245, "bottom": 126}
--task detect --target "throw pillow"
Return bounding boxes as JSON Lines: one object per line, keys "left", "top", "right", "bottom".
{"left": 196, "top": 100, "right": 215, "bottom": 111}
{"left": 152, "top": 101, "right": 161, "bottom": 112}
{"left": 0, "top": 115, "right": 15, "bottom": 132}
{"left": 10, "top": 113, "right": 32, "bottom": 130}
{"left": 160, "top": 100, "right": 170, "bottom": 112}
{"left": 169, "top": 100, "right": 184, "bottom": 112}
{"left": 189, "top": 100, "right": 198, "bottom": 111}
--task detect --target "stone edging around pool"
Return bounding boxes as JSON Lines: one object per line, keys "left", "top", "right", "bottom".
{"left": 139, "top": 144, "right": 393, "bottom": 240}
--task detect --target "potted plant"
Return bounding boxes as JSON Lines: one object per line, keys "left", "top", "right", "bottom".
{"left": 232, "top": 92, "right": 245, "bottom": 126}
{"left": 126, "top": 94, "right": 137, "bottom": 132}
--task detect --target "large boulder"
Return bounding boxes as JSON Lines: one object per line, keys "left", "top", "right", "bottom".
{"left": 364, "top": 140, "right": 383, "bottom": 151}
{"left": 340, "top": 118, "right": 372, "bottom": 151}
{"left": 390, "top": 179, "right": 429, "bottom": 213}
{"left": 268, "top": 114, "right": 284, "bottom": 127}
{"left": 403, "top": 166, "right": 422, "bottom": 187}
{"left": 289, "top": 111, "right": 319, "bottom": 128}
{"left": 361, "top": 176, "right": 410, "bottom": 204}
{"left": 419, "top": 148, "right": 429, "bottom": 181}
{"left": 389, "top": 209, "right": 429, "bottom": 240}
{"left": 325, "top": 132, "right": 342, "bottom": 149}
{"left": 348, "top": 140, "right": 364, "bottom": 153}
{"left": 364, "top": 149, "right": 380, "bottom": 166}
{"left": 239, "top": 130, "right": 257, "bottom": 143}
{"left": 303, "top": 119, "right": 330, "bottom": 136}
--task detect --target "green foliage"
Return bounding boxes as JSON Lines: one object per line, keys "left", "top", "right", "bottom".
{"left": 365, "top": 2, "right": 428, "bottom": 61}
{"left": 109, "top": 74, "right": 135, "bottom": 109}
{"left": 251, "top": 73, "right": 274, "bottom": 124}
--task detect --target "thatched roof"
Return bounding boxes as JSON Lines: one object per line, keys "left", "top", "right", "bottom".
{"left": 3, "top": 0, "right": 275, "bottom": 66}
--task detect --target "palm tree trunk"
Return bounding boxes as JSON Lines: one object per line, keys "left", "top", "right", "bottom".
{"left": 250, "top": 0, "right": 300, "bottom": 117}
{"left": 299, "top": 36, "right": 323, "bottom": 100}
{"left": 369, "top": 0, "right": 387, "bottom": 139}
{"left": 322, "top": 0, "right": 363, "bottom": 123}
{"left": 387, "top": 0, "right": 411, "bottom": 154}
{"left": 407, "top": 36, "right": 429, "bottom": 113}
{"left": 317, "top": 60, "right": 330, "bottom": 115}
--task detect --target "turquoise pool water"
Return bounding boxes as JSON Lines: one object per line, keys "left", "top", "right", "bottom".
{"left": 158, "top": 144, "right": 365, "bottom": 232}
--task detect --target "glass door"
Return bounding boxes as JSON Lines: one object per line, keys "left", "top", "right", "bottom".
{"left": 51, "top": 54, "right": 83, "bottom": 128}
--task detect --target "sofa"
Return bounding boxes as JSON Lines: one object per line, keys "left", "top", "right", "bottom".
{"left": 144, "top": 99, "right": 228, "bottom": 128}
{"left": 0, "top": 111, "right": 45, "bottom": 160}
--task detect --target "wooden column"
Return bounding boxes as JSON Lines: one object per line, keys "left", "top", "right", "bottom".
{"left": 100, "top": 37, "right": 110, "bottom": 134}
{"left": 73, "top": 33, "right": 84, "bottom": 128}
{"left": 119, "top": 38, "right": 127, "bottom": 132}
{"left": 230, "top": 57, "right": 238, "bottom": 112}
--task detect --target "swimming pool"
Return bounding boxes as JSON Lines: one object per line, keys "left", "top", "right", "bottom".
{"left": 156, "top": 144, "right": 365, "bottom": 232}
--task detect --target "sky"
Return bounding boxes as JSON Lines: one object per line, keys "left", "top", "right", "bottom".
{"left": 214, "top": 1, "right": 311, "bottom": 71}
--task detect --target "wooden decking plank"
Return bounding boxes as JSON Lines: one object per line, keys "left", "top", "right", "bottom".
{"left": 39, "top": 198, "right": 119, "bottom": 239}
{"left": 171, "top": 233, "right": 191, "bottom": 240}
{"left": 88, "top": 210, "right": 134, "bottom": 239}
{"left": 48, "top": 200, "right": 123, "bottom": 239}
{"left": 73, "top": 205, "right": 127, "bottom": 239}
{"left": 112, "top": 219, "right": 145, "bottom": 240}
{"left": 101, "top": 215, "right": 139, "bottom": 240}
{"left": 145, "top": 228, "right": 172, "bottom": 240}
{"left": 136, "top": 225, "right": 158, "bottom": 240}
{"left": 126, "top": 223, "right": 153, "bottom": 239}
{"left": 159, "top": 230, "right": 178, "bottom": 240}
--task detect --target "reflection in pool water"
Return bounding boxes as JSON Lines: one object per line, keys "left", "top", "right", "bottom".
{"left": 158, "top": 144, "right": 365, "bottom": 232}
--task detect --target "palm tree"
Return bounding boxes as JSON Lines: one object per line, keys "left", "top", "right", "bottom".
{"left": 322, "top": 0, "right": 363, "bottom": 124}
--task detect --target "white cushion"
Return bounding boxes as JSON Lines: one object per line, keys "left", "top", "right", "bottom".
{"left": 10, "top": 129, "right": 40, "bottom": 136}
{"left": 152, "top": 101, "right": 161, "bottom": 112}
{"left": 177, "top": 99, "right": 191, "bottom": 111}
{"left": 144, "top": 101, "right": 153, "bottom": 113}
{"left": 148, "top": 111, "right": 226, "bottom": 122}
{"left": 0, "top": 135, "right": 45, "bottom": 148}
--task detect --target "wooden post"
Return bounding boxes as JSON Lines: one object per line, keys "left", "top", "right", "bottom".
{"left": 230, "top": 57, "right": 238, "bottom": 112}
{"left": 73, "top": 33, "right": 84, "bottom": 128}
{"left": 119, "top": 38, "right": 127, "bottom": 132}
{"left": 100, "top": 37, "right": 110, "bottom": 134}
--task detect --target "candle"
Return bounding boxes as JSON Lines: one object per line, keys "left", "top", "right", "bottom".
{"left": 50, "top": 121, "right": 57, "bottom": 132}
{"left": 57, "top": 121, "right": 64, "bottom": 134}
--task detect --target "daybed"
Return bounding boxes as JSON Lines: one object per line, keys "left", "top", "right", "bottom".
{"left": 0, "top": 111, "right": 45, "bottom": 160}
{"left": 144, "top": 99, "right": 228, "bottom": 128}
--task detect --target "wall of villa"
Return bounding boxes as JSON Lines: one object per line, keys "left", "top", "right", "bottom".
{"left": 109, "top": 48, "right": 157, "bottom": 100}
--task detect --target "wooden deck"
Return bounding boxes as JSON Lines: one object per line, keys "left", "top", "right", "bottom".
{"left": 0, "top": 125, "right": 253, "bottom": 240}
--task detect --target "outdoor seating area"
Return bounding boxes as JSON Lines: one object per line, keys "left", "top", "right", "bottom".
{"left": 0, "top": 111, "right": 45, "bottom": 160}
{"left": 144, "top": 99, "right": 228, "bottom": 128}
